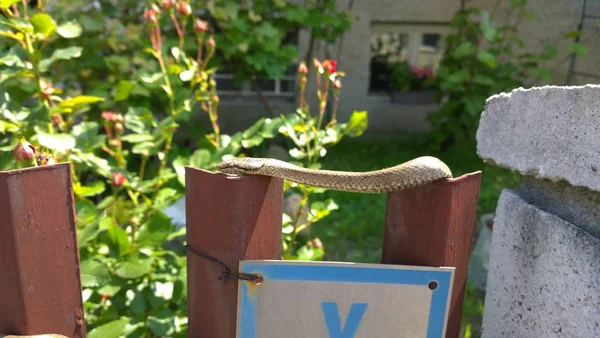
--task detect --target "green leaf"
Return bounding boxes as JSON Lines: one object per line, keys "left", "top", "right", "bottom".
{"left": 125, "top": 289, "right": 147, "bottom": 315}
{"left": 148, "top": 308, "right": 176, "bottom": 337}
{"left": 39, "top": 47, "right": 83, "bottom": 72}
{"left": 30, "top": 13, "right": 56, "bottom": 37}
{"left": 0, "top": 17, "right": 33, "bottom": 32}
{"left": 242, "top": 134, "right": 264, "bottom": 148}
{"left": 452, "top": 41, "right": 475, "bottom": 58}
{"left": 121, "top": 134, "right": 153, "bottom": 143}
{"left": 137, "top": 211, "right": 174, "bottom": 247}
{"left": 74, "top": 181, "right": 105, "bottom": 198}
{"left": 476, "top": 50, "right": 497, "bottom": 68}
{"left": 242, "top": 118, "right": 265, "bottom": 138}
{"left": 57, "top": 95, "right": 104, "bottom": 110}
{"left": 0, "top": 50, "right": 25, "bottom": 68}
{"left": 72, "top": 121, "right": 104, "bottom": 151}
{"left": 88, "top": 317, "right": 130, "bottom": 338}
{"left": 132, "top": 141, "right": 159, "bottom": 155}
{"left": 568, "top": 42, "right": 586, "bottom": 56}
{"left": 115, "top": 254, "right": 153, "bottom": 279}
{"left": 36, "top": 131, "right": 76, "bottom": 152}
{"left": 56, "top": 21, "right": 82, "bottom": 38}
{"left": 114, "top": 80, "right": 135, "bottom": 101}
{"left": 0, "top": 0, "right": 20, "bottom": 9}
{"left": 106, "top": 217, "right": 131, "bottom": 258}
{"left": 345, "top": 111, "right": 368, "bottom": 137}
{"left": 80, "top": 259, "right": 110, "bottom": 287}
{"left": 189, "top": 149, "right": 211, "bottom": 169}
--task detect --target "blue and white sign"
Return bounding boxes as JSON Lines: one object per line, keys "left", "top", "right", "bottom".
{"left": 236, "top": 260, "right": 455, "bottom": 338}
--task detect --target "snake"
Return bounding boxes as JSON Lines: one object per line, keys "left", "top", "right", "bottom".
{"left": 217, "top": 156, "right": 452, "bottom": 194}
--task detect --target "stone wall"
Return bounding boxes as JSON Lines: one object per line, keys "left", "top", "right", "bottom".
{"left": 477, "top": 85, "right": 600, "bottom": 337}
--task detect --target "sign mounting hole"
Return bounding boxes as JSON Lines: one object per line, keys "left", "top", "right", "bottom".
{"left": 428, "top": 281, "right": 439, "bottom": 290}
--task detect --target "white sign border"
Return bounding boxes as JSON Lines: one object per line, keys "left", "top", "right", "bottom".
{"left": 236, "top": 260, "right": 455, "bottom": 338}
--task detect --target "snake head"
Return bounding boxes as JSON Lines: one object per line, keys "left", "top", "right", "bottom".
{"left": 217, "top": 157, "right": 265, "bottom": 175}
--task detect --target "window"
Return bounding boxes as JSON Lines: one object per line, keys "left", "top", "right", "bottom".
{"left": 213, "top": 64, "right": 297, "bottom": 97}
{"left": 213, "top": 30, "right": 298, "bottom": 98}
{"left": 369, "top": 23, "right": 449, "bottom": 93}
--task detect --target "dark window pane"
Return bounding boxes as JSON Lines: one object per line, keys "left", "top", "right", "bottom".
{"left": 422, "top": 33, "right": 441, "bottom": 50}
{"left": 280, "top": 79, "right": 295, "bottom": 93}
{"left": 216, "top": 78, "right": 244, "bottom": 91}
{"left": 256, "top": 79, "right": 275, "bottom": 92}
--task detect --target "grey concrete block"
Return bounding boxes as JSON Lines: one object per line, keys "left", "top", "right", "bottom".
{"left": 482, "top": 190, "right": 600, "bottom": 338}
{"left": 476, "top": 84, "right": 600, "bottom": 192}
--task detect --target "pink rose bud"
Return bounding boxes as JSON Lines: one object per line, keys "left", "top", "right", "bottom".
{"left": 162, "top": 0, "right": 174, "bottom": 10}
{"left": 194, "top": 19, "right": 209, "bottom": 33}
{"left": 13, "top": 138, "right": 36, "bottom": 162}
{"left": 143, "top": 8, "right": 158, "bottom": 24}
{"left": 298, "top": 62, "right": 308, "bottom": 75}
{"left": 207, "top": 36, "right": 216, "bottom": 48}
{"left": 176, "top": 1, "right": 192, "bottom": 16}
{"left": 112, "top": 172, "right": 126, "bottom": 187}
{"left": 101, "top": 111, "right": 115, "bottom": 121}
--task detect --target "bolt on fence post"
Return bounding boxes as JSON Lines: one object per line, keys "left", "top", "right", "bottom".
{"left": 185, "top": 167, "right": 283, "bottom": 338}
{"left": 0, "top": 163, "right": 86, "bottom": 338}
{"left": 383, "top": 172, "right": 482, "bottom": 338}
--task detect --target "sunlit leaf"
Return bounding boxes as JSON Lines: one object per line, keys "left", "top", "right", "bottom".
{"left": 30, "top": 13, "right": 56, "bottom": 37}
{"left": 39, "top": 47, "right": 83, "bottom": 72}
{"left": 80, "top": 259, "right": 110, "bottom": 287}
{"left": 0, "top": 0, "right": 20, "bottom": 9}
{"left": 115, "top": 254, "right": 153, "bottom": 279}
{"left": 345, "top": 110, "right": 368, "bottom": 137}
{"left": 56, "top": 21, "right": 82, "bottom": 38}
{"left": 74, "top": 181, "right": 105, "bottom": 197}
{"left": 88, "top": 317, "right": 130, "bottom": 338}
{"left": 36, "top": 131, "right": 76, "bottom": 152}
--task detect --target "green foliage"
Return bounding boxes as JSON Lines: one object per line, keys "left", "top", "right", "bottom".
{"left": 427, "top": 0, "right": 557, "bottom": 150}
{"left": 0, "top": 1, "right": 357, "bottom": 336}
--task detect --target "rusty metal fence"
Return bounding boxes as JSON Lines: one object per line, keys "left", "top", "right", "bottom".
{"left": 0, "top": 163, "right": 481, "bottom": 338}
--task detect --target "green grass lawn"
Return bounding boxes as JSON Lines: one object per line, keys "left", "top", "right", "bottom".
{"left": 306, "top": 134, "right": 520, "bottom": 337}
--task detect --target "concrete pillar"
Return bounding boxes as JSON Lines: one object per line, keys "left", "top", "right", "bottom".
{"left": 476, "top": 84, "right": 600, "bottom": 337}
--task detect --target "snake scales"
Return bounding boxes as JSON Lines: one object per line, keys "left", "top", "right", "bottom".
{"left": 217, "top": 156, "right": 452, "bottom": 193}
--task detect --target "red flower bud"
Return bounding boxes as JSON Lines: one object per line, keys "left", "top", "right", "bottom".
{"left": 194, "top": 19, "right": 209, "bottom": 33}
{"left": 322, "top": 59, "right": 336, "bottom": 74}
{"left": 143, "top": 8, "right": 158, "bottom": 24}
{"left": 207, "top": 36, "right": 216, "bottom": 48}
{"left": 161, "top": 0, "right": 174, "bottom": 10}
{"left": 176, "top": 1, "right": 192, "bottom": 16}
{"left": 101, "top": 111, "right": 115, "bottom": 121}
{"left": 297, "top": 62, "right": 308, "bottom": 75}
{"left": 13, "top": 138, "right": 36, "bottom": 162}
{"left": 112, "top": 172, "right": 126, "bottom": 188}
{"left": 115, "top": 123, "right": 124, "bottom": 132}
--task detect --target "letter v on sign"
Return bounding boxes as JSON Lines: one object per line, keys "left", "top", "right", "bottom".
{"left": 321, "top": 302, "right": 368, "bottom": 338}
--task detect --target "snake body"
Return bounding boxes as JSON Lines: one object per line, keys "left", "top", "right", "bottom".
{"left": 217, "top": 156, "right": 452, "bottom": 193}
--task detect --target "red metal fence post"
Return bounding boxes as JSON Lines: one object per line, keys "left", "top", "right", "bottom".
{"left": 185, "top": 167, "right": 283, "bottom": 338}
{"left": 382, "top": 172, "right": 482, "bottom": 338}
{"left": 0, "top": 163, "right": 85, "bottom": 337}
